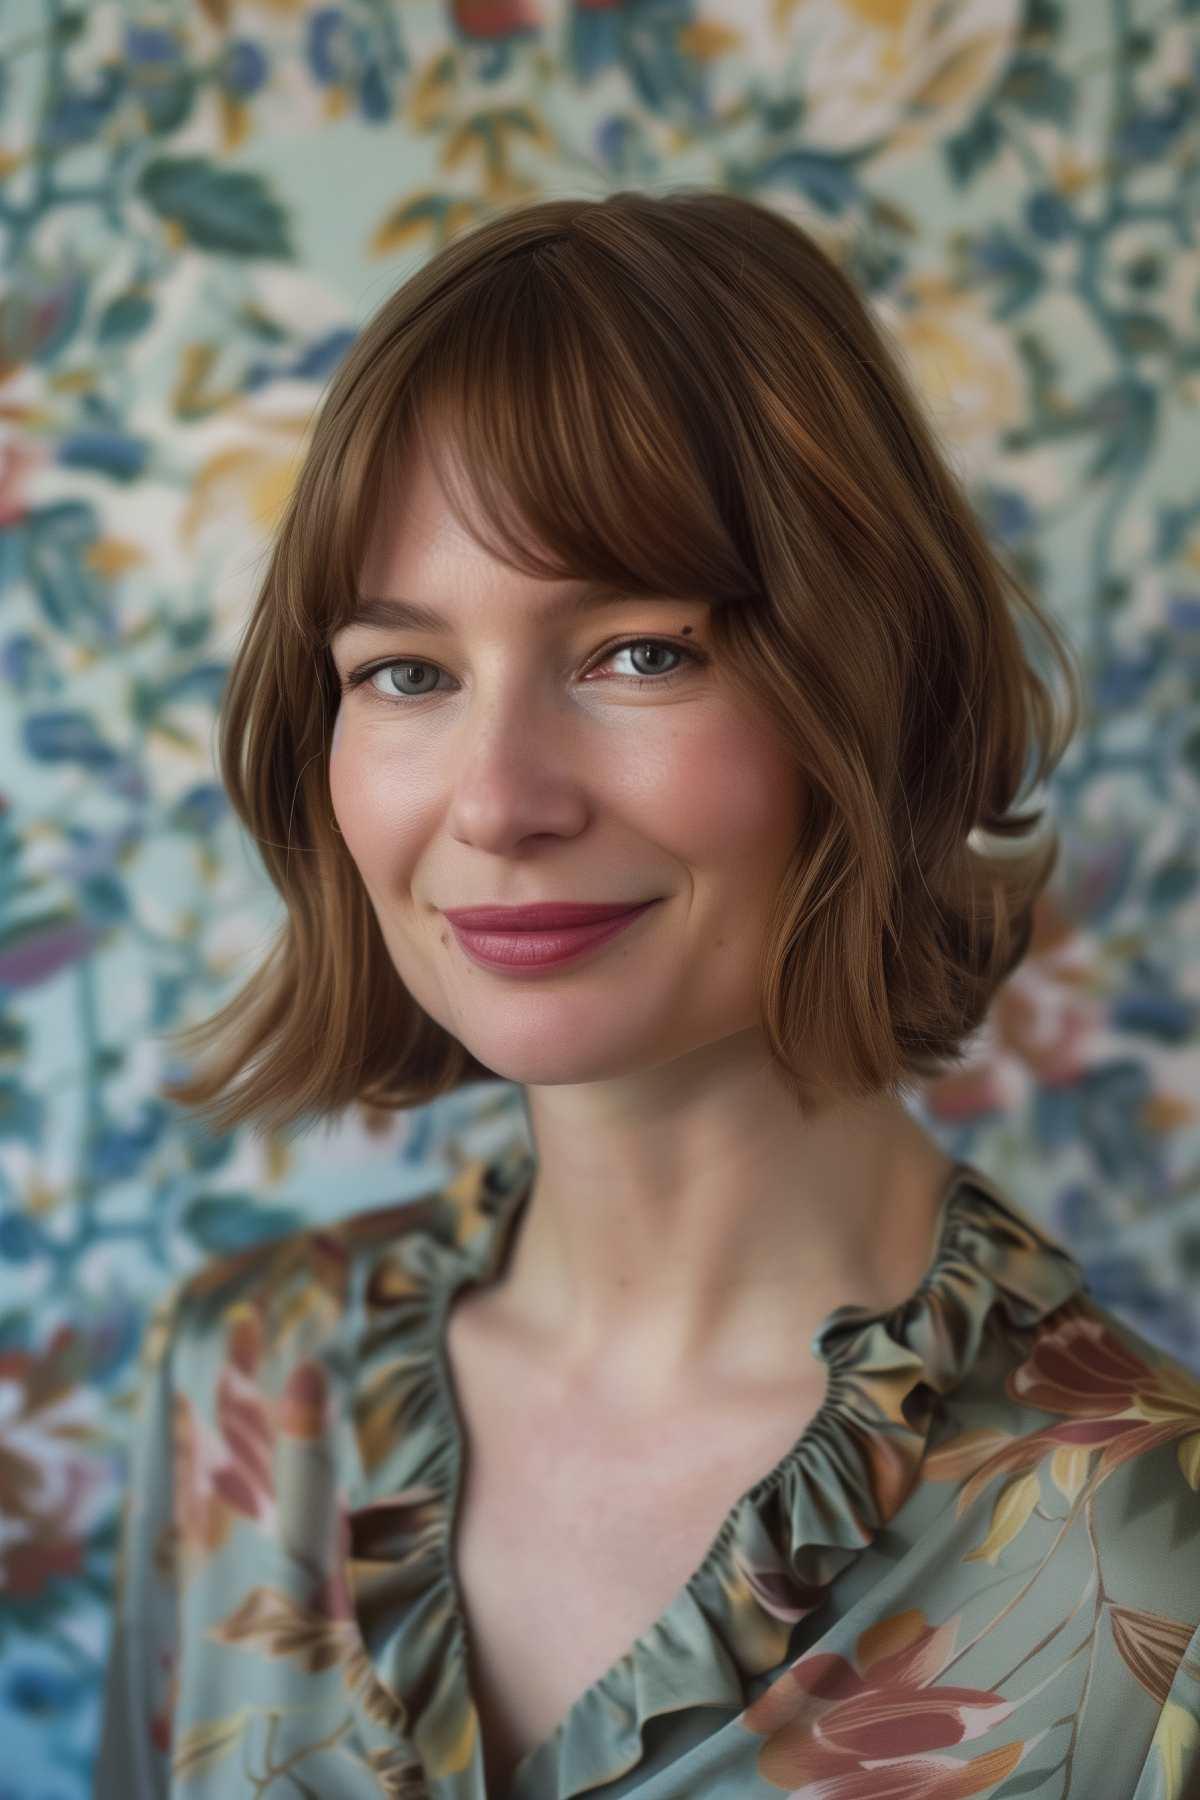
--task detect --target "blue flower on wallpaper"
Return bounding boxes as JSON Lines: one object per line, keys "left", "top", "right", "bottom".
{"left": 306, "top": 7, "right": 400, "bottom": 122}
{"left": 220, "top": 40, "right": 270, "bottom": 101}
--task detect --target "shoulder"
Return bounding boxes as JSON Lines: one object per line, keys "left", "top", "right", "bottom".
{"left": 147, "top": 1166, "right": 471, "bottom": 1375}
{"left": 1008, "top": 1287, "right": 1200, "bottom": 1494}
{"left": 120, "top": 1154, "right": 517, "bottom": 1552}
{"left": 1006, "top": 1296, "right": 1200, "bottom": 1777}
{"left": 936, "top": 1288, "right": 1200, "bottom": 1609}
{"left": 152, "top": 1152, "right": 508, "bottom": 1371}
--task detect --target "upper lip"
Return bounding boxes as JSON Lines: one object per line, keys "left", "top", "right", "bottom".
{"left": 442, "top": 900, "right": 659, "bottom": 930}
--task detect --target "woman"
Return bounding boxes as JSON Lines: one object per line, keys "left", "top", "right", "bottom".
{"left": 96, "top": 188, "right": 1200, "bottom": 1799}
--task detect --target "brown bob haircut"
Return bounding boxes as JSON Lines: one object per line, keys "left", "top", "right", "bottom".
{"left": 163, "top": 185, "right": 1083, "bottom": 1142}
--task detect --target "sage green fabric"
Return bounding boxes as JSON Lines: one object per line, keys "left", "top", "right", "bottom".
{"left": 97, "top": 1144, "right": 1200, "bottom": 1799}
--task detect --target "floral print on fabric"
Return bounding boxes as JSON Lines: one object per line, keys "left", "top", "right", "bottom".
{"left": 96, "top": 1149, "right": 1200, "bottom": 1798}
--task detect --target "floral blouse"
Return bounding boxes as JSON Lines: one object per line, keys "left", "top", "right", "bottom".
{"left": 96, "top": 1142, "right": 1200, "bottom": 1799}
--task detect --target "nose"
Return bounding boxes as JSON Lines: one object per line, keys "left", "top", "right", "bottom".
{"left": 441, "top": 691, "right": 594, "bottom": 855}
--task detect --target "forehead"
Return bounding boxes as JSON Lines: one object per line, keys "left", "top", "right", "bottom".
{"left": 336, "top": 429, "right": 716, "bottom": 649}
{"left": 352, "top": 437, "right": 582, "bottom": 621}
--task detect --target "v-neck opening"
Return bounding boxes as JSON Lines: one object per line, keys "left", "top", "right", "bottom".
{"left": 428, "top": 1153, "right": 973, "bottom": 1798}
{"left": 342, "top": 1143, "right": 1088, "bottom": 1799}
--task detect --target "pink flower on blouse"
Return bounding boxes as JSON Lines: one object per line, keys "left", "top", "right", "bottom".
{"left": 1009, "top": 1303, "right": 1200, "bottom": 1486}
{"left": 739, "top": 1608, "right": 1034, "bottom": 1797}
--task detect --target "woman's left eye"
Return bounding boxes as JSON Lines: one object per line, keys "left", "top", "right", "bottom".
{"left": 343, "top": 637, "right": 706, "bottom": 706}
{"left": 598, "top": 638, "right": 704, "bottom": 686}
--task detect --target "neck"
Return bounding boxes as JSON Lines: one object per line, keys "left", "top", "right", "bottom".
{"left": 488, "top": 1083, "right": 957, "bottom": 1414}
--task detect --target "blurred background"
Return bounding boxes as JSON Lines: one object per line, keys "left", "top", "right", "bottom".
{"left": 0, "top": 0, "right": 1197, "bottom": 1792}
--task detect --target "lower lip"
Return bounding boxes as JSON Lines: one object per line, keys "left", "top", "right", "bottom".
{"left": 447, "top": 901, "right": 660, "bottom": 972}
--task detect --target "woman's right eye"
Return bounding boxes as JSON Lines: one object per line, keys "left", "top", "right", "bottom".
{"left": 362, "top": 660, "right": 441, "bottom": 698}
{"left": 340, "top": 658, "right": 439, "bottom": 702}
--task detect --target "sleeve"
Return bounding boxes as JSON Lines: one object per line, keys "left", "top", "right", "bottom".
{"left": 1130, "top": 1615, "right": 1200, "bottom": 1800}
{"left": 93, "top": 1282, "right": 187, "bottom": 1800}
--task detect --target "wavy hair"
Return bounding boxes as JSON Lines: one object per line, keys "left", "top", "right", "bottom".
{"left": 162, "top": 186, "right": 1084, "bottom": 1140}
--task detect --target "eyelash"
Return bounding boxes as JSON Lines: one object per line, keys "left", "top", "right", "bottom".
{"left": 341, "top": 636, "right": 707, "bottom": 706}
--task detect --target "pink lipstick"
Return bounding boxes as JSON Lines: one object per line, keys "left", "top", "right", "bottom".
{"left": 443, "top": 900, "right": 661, "bottom": 972}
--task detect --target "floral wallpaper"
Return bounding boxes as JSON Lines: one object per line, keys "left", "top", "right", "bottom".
{"left": 0, "top": 0, "right": 1197, "bottom": 1791}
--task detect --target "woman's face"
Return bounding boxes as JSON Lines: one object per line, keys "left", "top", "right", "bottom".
{"left": 327, "top": 441, "right": 808, "bottom": 1089}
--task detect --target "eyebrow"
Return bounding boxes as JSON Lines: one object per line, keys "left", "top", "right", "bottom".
{"left": 332, "top": 583, "right": 703, "bottom": 641}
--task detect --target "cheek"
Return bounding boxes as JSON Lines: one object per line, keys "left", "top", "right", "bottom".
{"left": 327, "top": 713, "right": 378, "bottom": 850}
{"left": 654, "top": 726, "right": 802, "bottom": 870}
{"left": 328, "top": 720, "right": 429, "bottom": 870}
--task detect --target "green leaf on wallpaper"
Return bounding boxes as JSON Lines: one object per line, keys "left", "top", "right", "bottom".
{"left": 1112, "top": 311, "right": 1173, "bottom": 356}
{"left": 96, "top": 290, "right": 155, "bottom": 347}
{"left": 1082, "top": 382, "right": 1158, "bottom": 483}
{"left": 24, "top": 499, "right": 118, "bottom": 639}
{"left": 130, "top": 663, "right": 229, "bottom": 725}
{"left": 1182, "top": 723, "right": 1200, "bottom": 785}
{"left": 995, "top": 52, "right": 1075, "bottom": 125}
{"left": 24, "top": 711, "right": 121, "bottom": 771}
{"left": 175, "top": 1119, "right": 237, "bottom": 1175}
{"left": 51, "top": 8, "right": 89, "bottom": 43}
{"left": 761, "top": 95, "right": 805, "bottom": 135}
{"left": 1155, "top": 504, "right": 1200, "bottom": 562}
{"left": 740, "top": 149, "right": 857, "bottom": 216}
{"left": 237, "top": 301, "right": 289, "bottom": 344}
{"left": 1020, "top": 0, "right": 1064, "bottom": 40}
{"left": 0, "top": 1077, "right": 44, "bottom": 1146}
{"left": 968, "top": 225, "right": 1042, "bottom": 321}
{"left": 159, "top": 662, "right": 231, "bottom": 707}
{"left": 1147, "top": 857, "right": 1199, "bottom": 912}
{"left": 81, "top": 874, "right": 129, "bottom": 926}
{"left": 163, "top": 611, "right": 214, "bottom": 653}
{"left": 136, "top": 157, "right": 294, "bottom": 260}
{"left": 944, "top": 111, "right": 1003, "bottom": 187}
{"left": 138, "top": 70, "right": 199, "bottom": 137}
{"left": 183, "top": 1193, "right": 305, "bottom": 1253}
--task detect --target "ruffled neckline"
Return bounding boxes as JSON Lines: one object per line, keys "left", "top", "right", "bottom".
{"left": 342, "top": 1142, "right": 1086, "bottom": 1800}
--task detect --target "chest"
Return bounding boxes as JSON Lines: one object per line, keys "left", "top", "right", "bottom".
{"left": 443, "top": 1301, "right": 827, "bottom": 1796}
